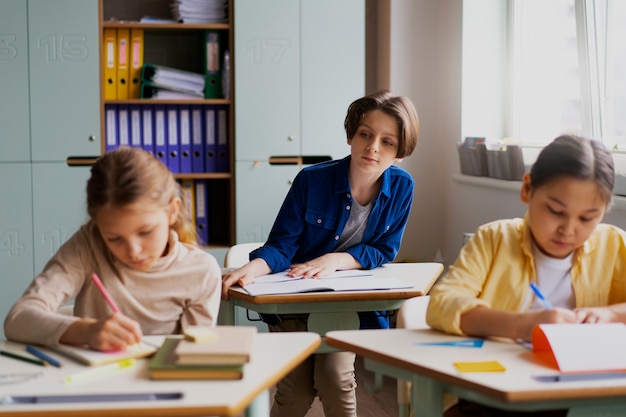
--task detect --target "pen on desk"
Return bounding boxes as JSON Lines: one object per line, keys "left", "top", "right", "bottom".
{"left": 25, "top": 345, "right": 62, "bottom": 368}
{"left": 91, "top": 272, "right": 120, "bottom": 313}
{"left": 64, "top": 358, "right": 136, "bottom": 384}
{"left": 529, "top": 282, "right": 553, "bottom": 309}
{"left": 0, "top": 350, "right": 47, "bottom": 367}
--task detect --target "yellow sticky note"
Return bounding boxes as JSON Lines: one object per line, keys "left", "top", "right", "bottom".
{"left": 453, "top": 360, "right": 506, "bottom": 372}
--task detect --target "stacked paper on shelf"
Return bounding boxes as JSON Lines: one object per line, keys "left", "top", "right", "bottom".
{"left": 140, "top": 84, "right": 204, "bottom": 100}
{"left": 141, "top": 64, "right": 205, "bottom": 98}
{"left": 172, "top": 0, "right": 228, "bottom": 23}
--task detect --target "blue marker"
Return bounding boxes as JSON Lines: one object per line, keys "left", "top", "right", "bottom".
{"left": 529, "top": 282, "right": 553, "bottom": 309}
{"left": 26, "top": 345, "right": 62, "bottom": 368}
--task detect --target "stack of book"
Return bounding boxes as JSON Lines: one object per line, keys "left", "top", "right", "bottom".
{"left": 148, "top": 326, "right": 257, "bottom": 380}
{"left": 171, "top": 0, "right": 228, "bottom": 24}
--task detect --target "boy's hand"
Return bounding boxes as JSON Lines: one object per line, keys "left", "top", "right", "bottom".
{"left": 288, "top": 253, "right": 359, "bottom": 279}
{"left": 221, "top": 258, "right": 271, "bottom": 300}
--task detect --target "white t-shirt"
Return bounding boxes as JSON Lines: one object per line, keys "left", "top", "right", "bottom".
{"left": 527, "top": 242, "right": 576, "bottom": 310}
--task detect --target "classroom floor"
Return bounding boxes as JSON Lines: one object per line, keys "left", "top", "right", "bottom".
{"left": 237, "top": 355, "right": 399, "bottom": 417}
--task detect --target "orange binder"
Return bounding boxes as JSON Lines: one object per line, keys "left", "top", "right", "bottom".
{"left": 116, "top": 28, "right": 130, "bottom": 100}
{"left": 103, "top": 28, "right": 117, "bottom": 100}
{"left": 129, "top": 29, "right": 144, "bottom": 99}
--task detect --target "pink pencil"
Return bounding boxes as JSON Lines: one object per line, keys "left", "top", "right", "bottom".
{"left": 91, "top": 273, "right": 120, "bottom": 313}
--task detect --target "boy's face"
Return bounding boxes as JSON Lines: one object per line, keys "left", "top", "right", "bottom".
{"left": 521, "top": 174, "right": 607, "bottom": 258}
{"left": 348, "top": 109, "right": 402, "bottom": 177}
{"left": 95, "top": 198, "right": 179, "bottom": 271}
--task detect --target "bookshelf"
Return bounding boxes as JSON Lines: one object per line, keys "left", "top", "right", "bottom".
{"left": 99, "top": 0, "right": 235, "bottom": 249}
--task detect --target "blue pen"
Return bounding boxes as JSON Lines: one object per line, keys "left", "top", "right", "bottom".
{"left": 529, "top": 282, "right": 553, "bottom": 309}
{"left": 26, "top": 345, "right": 62, "bottom": 368}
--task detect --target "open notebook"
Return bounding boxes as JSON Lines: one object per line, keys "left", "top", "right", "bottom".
{"left": 241, "top": 269, "right": 412, "bottom": 296}
{"left": 532, "top": 323, "right": 626, "bottom": 373}
{"left": 51, "top": 341, "right": 157, "bottom": 366}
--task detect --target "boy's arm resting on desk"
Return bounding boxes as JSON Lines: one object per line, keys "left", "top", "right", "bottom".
{"left": 287, "top": 252, "right": 362, "bottom": 279}
{"left": 221, "top": 258, "right": 272, "bottom": 299}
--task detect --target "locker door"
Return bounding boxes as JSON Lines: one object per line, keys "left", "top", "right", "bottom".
{"left": 0, "top": 163, "right": 34, "bottom": 338}
{"left": 234, "top": 0, "right": 300, "bottom": 161}
{"left": 28, "top": 0, "right": 100, "bottom": 162}
{"left": 0, "top": 0, "right": 30, "bottom": 162}
{"left": 31, "top": 163, "right": 91, "bottom": 274}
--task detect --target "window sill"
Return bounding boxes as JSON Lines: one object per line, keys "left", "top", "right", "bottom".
{"left": 452, "top": 174, "right": 626, "bottom": 211}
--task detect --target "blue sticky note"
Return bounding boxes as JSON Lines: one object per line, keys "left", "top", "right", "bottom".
{"left": 415, "top": 339, "right": 484, "bottom": 348}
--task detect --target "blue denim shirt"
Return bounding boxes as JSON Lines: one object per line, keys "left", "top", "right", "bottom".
{"left": 250, "top": 156, "right": 415, "bottom": 329}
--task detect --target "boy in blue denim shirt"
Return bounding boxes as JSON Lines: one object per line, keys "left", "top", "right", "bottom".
{"left": 222, "top": 90, "right": 419, "bottom": 417}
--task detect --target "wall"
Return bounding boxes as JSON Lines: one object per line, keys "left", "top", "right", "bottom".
{"left": 388, "top": 0, "right": 463, "bottom": 264}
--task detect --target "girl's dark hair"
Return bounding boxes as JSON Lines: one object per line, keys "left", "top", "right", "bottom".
{"left": 343, "top": 90, "right": 419, "bottom": 158}
{"left": 86, "top": 147, "right": 197, "bottom": 245}
{"left": 530, "top": 134, "right": 615, "bottom": 203}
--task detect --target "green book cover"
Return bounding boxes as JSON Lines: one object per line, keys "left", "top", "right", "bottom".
{"left": 149, "top": 338, "right": 243, "bottom": 380}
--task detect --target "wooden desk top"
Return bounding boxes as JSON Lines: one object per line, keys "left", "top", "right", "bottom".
{"left": 0, "top": 332, "right": 320, "bottom": 417}
{"left": 227, "top": 263, "right": 443, "bottom": 305}
{"left": 325, "top": 328, "right": 626, "bottom": 403}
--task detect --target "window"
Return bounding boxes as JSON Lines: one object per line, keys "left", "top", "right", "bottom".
{"left": 508, "top": 0, "right": 626, "bottom": 149}
{"left": 462, "top": 0, "right": 626, "bottom": 146}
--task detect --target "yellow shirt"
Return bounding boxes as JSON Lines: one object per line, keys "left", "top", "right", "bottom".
{"left": 426, "top": 216, "right": 626, "bottom": 335}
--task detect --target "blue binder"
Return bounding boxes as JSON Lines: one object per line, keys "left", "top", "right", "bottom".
{"left": 105, "top": 104, "right": 118, "bottom": 153}
{"left": 153, "top": 105, "right": 168, "bottom": 166}
{"left": 166, "top": 105, "right": 180, "bottom": 173}
{"left": 191, "top": 105, "right": 204, "bottom": 173}
{"left": 117, "top": 104, "right": 131, "bottom": 148}
{"left": 195, "top": 179, "right": 209, "bottom": 245}
{"left": 178, "top": 105, "right": 192, "bottom": 173}
{"left": 130, "top": 105, "right": 142, "bottom": 149}
{"left": 216, "top": 107, "right": 229, "bottom": 172}
{"left": 141, "top": 105, "right": 155, "bottom": 156}
{"left": 204, "top": 106, "right": 217, "bottom": 172}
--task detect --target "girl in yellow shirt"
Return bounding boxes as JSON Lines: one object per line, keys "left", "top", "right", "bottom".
{"left": 428, "top": 134, "right": 626, "bottom": 342}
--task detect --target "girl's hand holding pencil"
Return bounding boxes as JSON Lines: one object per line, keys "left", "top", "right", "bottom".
{"left": 59, "top": 274, "right": 143, "bottom": 352}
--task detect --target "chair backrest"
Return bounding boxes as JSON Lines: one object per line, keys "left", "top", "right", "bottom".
{"left": 224, "top": 242, "right": 264, "bottom": 268}
{"left": 396, "top": 295, "right": 430, "bottom": 329}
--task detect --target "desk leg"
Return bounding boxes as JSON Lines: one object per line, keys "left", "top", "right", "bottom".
{"left": 218, "top": 299, "right": 236, "bottom": 326}
{"left": 245, "top": 389, "right": 270, "bottom": 417}
{"left": 308, "top": 312, "right": 360, "bottom": 353}
{"left": 411, "top": 375, "right": 444, "bottom": 417}
{"left": 397, "top": 379, "right": 411, "bottom": 417}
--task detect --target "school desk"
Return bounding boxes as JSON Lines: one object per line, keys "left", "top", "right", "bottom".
{"left": 0, "top": 332, "right": 320, "bottom": 417}
{"left": 325, "top": 328, "right": 626, "bottom": 417}
{"left": 221, "top": 263, "right": 444, "bottom": 352}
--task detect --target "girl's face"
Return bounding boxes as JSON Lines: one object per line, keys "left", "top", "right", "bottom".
{"left": 95, "top": 198, "right": 180, "bottom": 271}
{"left": 521, "top": 174, "right": 607, "bottom": 259}
{"left": 347, "top": 109, "right": 403, "bottom": 177}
